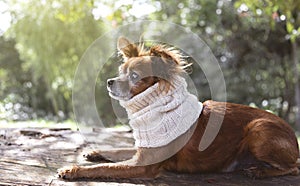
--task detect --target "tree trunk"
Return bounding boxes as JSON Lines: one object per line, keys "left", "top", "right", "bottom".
{"left": 292, "top": 41, "right": 300, "bottom": 130}
{"left": 44, "top": 76, "right": 59, "bottom": 116}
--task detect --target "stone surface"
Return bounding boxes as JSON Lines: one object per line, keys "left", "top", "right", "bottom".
{"left": 1, "top": 127, "right": 300, "bottom": 186}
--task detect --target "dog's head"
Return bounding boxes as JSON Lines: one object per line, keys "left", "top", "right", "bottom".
{"left": 107, "top": 37, "right": 189, "bottom": 101}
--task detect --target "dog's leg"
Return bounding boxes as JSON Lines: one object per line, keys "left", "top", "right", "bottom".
{"left": 83, "top": 148, "right": 136, "bottom": 162}
{"left": 57, "top": 161, "right": 162, "bottom": 180}
{"left": 244, "top": 166, "right": 299, "bottom": 178}
{"left": 240, "top": 119, "right": 300, "bottom": 178}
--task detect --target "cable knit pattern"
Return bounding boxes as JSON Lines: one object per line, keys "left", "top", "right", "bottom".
{"left": 119, "top": 76, "right": 203, "bottom": 148}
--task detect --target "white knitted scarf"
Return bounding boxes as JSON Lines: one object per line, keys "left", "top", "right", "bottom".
{"left": 119, "top": 76, "right": 203, "bottom": 148}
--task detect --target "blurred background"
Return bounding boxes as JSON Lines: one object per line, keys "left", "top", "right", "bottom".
{"left": 0, "top": 0, "right": 299, "bottom": 131}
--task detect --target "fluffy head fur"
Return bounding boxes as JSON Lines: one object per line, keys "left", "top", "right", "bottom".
{"left": 107, "top": 37, "right": 191, "bottom": 100}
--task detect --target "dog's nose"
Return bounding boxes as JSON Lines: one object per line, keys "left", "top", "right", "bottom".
{"left": 107, "top": 79, "right": 114, "bottom": 87}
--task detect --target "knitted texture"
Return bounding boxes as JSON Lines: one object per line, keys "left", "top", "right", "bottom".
{"left": 119, "top": 76, "right": 203, "bottom": 148}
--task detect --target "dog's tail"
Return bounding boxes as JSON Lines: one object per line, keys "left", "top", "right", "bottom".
{"left": 297, "top": 158, "right": 300, "bottom": 168}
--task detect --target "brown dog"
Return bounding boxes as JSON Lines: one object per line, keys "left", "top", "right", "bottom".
{"left": 58, "top": 37, "right": 300, "bottom": 180}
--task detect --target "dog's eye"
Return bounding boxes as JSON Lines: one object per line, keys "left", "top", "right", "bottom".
{"left": 130, "top": 72, "right": 139, "bottom": 81}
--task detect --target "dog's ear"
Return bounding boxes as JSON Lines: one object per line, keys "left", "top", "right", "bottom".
{"left": 117, "top": 37, "right": 139, "bottom": 60}
{"left": 149, "top": 46, "right": 183, "bottom": 81}
{"left": 150, "top": 45, "right": 185, "bottom": 77}
{"left": 149, "top": 45, "right": 181, "bottom": 65}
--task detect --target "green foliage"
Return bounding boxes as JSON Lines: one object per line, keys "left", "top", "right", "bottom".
{"left": 3, "top": 0, "right": 105, "bottom": 120}
{"left": 0, "top": 119, "right": 78, "bottom": 130}
{"left": 235, "top": 0, "right": 300, "bottom": 41}
{"left": 234, "top": 0, "right": 300, "bottom": 128}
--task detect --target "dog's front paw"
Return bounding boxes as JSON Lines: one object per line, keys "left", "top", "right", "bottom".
{"left": 57, "top": 166, "right": 80, "bottom": 180}
{"left": 83, "top": 151, "right": 114, "bottom": 163}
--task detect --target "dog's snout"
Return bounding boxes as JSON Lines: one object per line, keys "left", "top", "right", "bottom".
{"left": 107, "top": 79, "right": 114, "bottom": 87}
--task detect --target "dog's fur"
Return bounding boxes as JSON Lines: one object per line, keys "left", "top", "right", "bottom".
{"left": 58, "top": 37, "right": 300, "bottom": 180}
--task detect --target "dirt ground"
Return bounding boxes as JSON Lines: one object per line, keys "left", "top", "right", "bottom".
{"left": 1, "top": 127, "right": 300, "bottom": 186}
